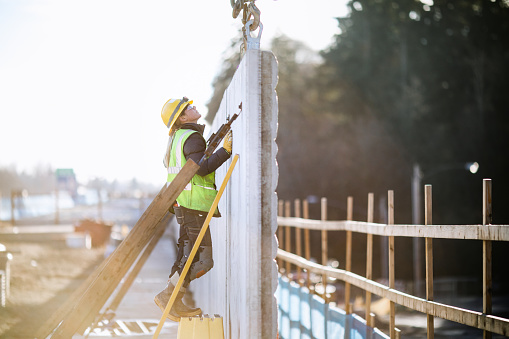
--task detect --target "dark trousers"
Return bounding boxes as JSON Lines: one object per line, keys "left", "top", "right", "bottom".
{"left": 170, "top": 206, "right": 213, "bottom": 288}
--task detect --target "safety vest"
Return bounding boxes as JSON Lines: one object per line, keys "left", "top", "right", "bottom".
{"left": 167, "top": 129, "right": 219, "bottom": 216}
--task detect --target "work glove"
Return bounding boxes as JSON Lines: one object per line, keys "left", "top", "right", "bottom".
{"left": 223, "top": 131, "right": 233, "bottom": 154}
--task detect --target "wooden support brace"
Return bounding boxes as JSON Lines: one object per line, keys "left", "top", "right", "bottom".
{"left": 47, "top": 159, "right": 201, "bottom": 338}
{"left": 107, "top": 216, "right": 168, "bottom": 314}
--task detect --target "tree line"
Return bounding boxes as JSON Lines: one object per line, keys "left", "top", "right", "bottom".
{"left": 206, "top": 0, "right": 509, "bottom": 283}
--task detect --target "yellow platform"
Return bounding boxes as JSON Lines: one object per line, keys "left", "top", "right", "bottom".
{"left": 177, "top": 314, "right": 224, "bottom": 339}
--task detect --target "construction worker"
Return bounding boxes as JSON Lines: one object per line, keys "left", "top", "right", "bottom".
{"left": 154, "top": 97, "right": 232, "bottom": 321}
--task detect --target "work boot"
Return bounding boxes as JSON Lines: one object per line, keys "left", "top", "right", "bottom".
{"left": 154, "top": 283, "right": 181, "bottom": 322}
{"left": 173, "top": 291, "right": 202, "bottom": 317}
{"left": 154, "top": 283, "right": 201, "bottom": 322}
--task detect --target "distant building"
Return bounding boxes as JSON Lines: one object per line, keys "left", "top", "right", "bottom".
{"left": 55, "top": 168, "right": 77, "bottom": 200}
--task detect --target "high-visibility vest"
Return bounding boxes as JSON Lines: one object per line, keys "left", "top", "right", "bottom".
{"left": 167, "top": 129, "right": 219, "bottom": 216}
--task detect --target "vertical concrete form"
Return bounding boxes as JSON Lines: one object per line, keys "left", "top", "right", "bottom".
{"left": 190, "top": 49, "right": 279, "bottom": 338}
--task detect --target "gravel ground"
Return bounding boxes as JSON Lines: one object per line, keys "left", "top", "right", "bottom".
{"left": 0, "top": 197, "right": 155, "bottom": 338}
{"left": 0, "top": 241, "right": 105, "bottom": 338}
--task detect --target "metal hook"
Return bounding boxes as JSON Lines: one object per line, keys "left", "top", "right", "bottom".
{"left": 245, "top": 20, "right": 263, "bottom": 50}
{"left": 232, "top": 0, "right": 242, "bottom": 19}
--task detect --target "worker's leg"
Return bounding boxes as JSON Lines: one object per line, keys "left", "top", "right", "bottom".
{"left": 154, "top": 207, "right": 205, "bottom": 320}
{"left": 178, "top": 210, "right": 214, "bottom": 286}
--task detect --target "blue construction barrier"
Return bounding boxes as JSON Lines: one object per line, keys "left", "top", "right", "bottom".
{"left": 277, "top": 275, "right": 389, "bottom": 339}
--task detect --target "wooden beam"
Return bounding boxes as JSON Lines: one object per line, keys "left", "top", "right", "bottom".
{"left": 425, "top": 185, "right": 434, "bottom": 339}
{"left": 285, "top": 200, "right": 291, "bottom": 276}
{"left": 303, "top": 199, "right": 311, "bottom": 290}
{"left": 277, "top": 249, "right": 509, "bottom": 337}
{"left": 106, "top": 215, "right": 168, "bottom": 314}
{"left": 278, "top": 200, "right": 284, "bottom": 273}
{"left": 49, "top": 159, "right": 200, "bottom": 338}
{"left": 388, "top": 190, "right": 396, "bottom": 338}
{"left": 294, "top": 199, "right": 302, "bottom": 284}
{"left": 321, "top": 197, "right": 328, "bottom": 302}
{"left": 85, "top": 216, "right": 168, "bottom": 334}
{"left": 366, "top": 192, "right": 374, "bottom": 327}
{"left": 37, "top": 245, "right": 112, "bottom": 338}
{"left": 483, "top": 179, "right": 493, "bottom": 339}
{"left": 345, "top": 196, "right": 353, "bottom": 314}
{"left": 277, "top": 217, "right": 509, "bottom": 241}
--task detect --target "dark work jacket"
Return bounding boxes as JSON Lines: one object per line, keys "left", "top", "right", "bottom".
{"left": 179, "top": 123, "right": 231, "bottom": 177}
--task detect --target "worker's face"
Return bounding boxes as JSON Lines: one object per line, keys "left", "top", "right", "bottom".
{"left": 180, "top": 104, "right": 201, "bottom": 124}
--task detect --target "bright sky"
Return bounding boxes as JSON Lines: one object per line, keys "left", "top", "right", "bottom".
{"left": 0, "top": 0, "right": 348, "bottom": 186}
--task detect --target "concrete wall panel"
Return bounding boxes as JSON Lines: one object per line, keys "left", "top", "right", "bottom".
{"left": 190, "top": 50, "right": 278, "bottom": 339}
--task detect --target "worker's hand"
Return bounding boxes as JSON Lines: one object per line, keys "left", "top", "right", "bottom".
{"left": 223, "top": 131, "right": 232, "bottom": 154}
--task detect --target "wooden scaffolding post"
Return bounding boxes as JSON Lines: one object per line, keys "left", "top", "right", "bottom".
{"left": 278, "top": 200, "right": 284, "bottom": 273}
{"left": 294, "top": 199, "right": 302, "bottom": 284}
{"left": 285, "top": 200, "right": 292, "bottom": 277}
{"left": 483, "top": 179, "right": 493, "bottom": 339}
{"left": 388, "top": 190, "right": 396, "bottom": 338}
{"left": 366, "top": 192, "right": 374, "bottom": 327}
{"left": 55, "top": 189, "right": 60, "bottom": 225}
{"left": 10, "top": 190, "right": 16, "bottom": 225}
{"left": 425, "top": 185, "right": 434, "bottom": 339}
{"left": 303, "top": 199, "right": 311, "bottom": 290}
{"left": 321, "top": 197, "right": 328, "bottom": 302}
{"left": 345, "top": 196, "right": 353, "bottom": 314}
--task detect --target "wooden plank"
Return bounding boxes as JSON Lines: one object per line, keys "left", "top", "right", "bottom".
{"left": 49, "top": 159, "right": 201, "bottom": 338}
{"left": 277, "top": 249, "right": 509, "bottom": 337}
{"left": 86, "top": 217, "right": 168, "bottom": 334}
{"left": 294, "top": 199, "right": 302, "bottom": 284}
{"left": 366, "top": 193, "right": 374, "bottom": 327}
{"left": 107, "top": 215, "right": 168, "bottom": 313}
{"left": 276, "top": 217, "right": 509, "bottom": 241}
{"left": 303, "top": 199, "right": 311, "bottom": 289}
{"left": 345, "top": 196, "right": 353, "bottom": 314}
{"left": 483, "top": 179, "right": 493, "bottom": 339}
{"left": 321, "top": 197, "right": 328, "bottom": 302}
{"left": 285, "top": 200, "right": 291, "bottom": 276}
{"left": 425, "top": 185, "right": 434, "bottom": 339}
{"left": 37, "top": 246, "right": 111, "bottom": 339}
{"left": 388, "top": 190, "right": 395, "bottom": 338}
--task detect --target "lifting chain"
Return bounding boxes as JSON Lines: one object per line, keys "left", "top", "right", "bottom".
{"left": 230, "top": 0, "right": 262, "bottom": 53}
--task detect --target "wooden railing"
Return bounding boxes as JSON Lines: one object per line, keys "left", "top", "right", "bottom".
{"left": 277, "top": 179, "right": 509, "bottom": 338}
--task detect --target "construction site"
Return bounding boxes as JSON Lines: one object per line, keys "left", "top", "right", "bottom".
{"left": 1, "top": 1, "right": 509, "bottom": 338}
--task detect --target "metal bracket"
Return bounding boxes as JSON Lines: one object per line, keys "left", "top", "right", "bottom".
{"left": 245, "top": 20, "right": 263, "bottom": 51}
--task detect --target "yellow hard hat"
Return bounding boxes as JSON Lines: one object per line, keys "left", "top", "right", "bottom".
{"left": 161, "top": 97, "right": 193, "bottom": 129}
